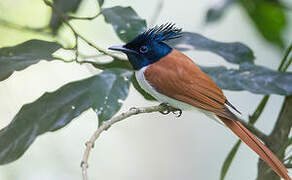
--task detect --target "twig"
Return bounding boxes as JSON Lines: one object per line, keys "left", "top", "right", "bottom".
{"left": 68, "top": 12, "right": 102, "bottom": 20}
{"left": 80, "top": 105, "right": 171, "bottom": 180}
{"left": 43, "top": 0, "right": 126, "bottom": 64}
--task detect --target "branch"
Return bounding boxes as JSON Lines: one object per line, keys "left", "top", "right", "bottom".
{"left": 80, "top": 105, "right": 175, "bottom": 180}
{"left": 257, "top": 96, "right": 292, "bottom": 180}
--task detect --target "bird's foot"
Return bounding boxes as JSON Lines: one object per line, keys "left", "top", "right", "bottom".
{"left": 159, "top": 103, "right": 182, "bottom": 117}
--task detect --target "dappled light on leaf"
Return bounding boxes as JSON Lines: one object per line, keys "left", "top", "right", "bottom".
{"left": 101, "top": 6, "right": 147, "bottom": 42}
{"left": 90, "top": 68, "right": 133, "bottom": 126}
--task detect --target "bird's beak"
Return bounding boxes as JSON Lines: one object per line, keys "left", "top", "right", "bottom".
{"left": 108, "top": 45, "right": 138, "bottom": 54}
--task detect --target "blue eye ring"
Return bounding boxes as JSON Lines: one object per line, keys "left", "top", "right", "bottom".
{"left": 139, "top": 45, "right": 148, "bottom": 53}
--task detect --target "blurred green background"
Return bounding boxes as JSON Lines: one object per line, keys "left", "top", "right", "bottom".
{"left": 0, "top": 0, "right": 291, "bottom": 179}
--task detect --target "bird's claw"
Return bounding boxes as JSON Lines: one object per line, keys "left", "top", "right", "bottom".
{"left": 159, "top": 103, "right": 171, "bottom": 115}
{"left": 172, "top": 109, "right": 182, "bottom": 117}
{"left": 159, "top": 103, "right": 182, "bottom": 117}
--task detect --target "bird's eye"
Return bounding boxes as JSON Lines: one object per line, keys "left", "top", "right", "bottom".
{"left": 139, "top": 46, "right": 148, "bottom": 54}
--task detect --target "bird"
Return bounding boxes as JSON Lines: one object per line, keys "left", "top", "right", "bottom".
{"left": 109, "top": 23, "right": 291, "bottom": 180}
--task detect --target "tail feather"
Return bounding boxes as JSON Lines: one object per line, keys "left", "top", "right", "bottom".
{"left": 218, "top": 116, "right": 291, "bottom": 180}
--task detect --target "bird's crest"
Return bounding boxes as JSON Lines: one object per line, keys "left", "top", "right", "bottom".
{"left": 126, "top": 23, "right": 182, "bottom": 46}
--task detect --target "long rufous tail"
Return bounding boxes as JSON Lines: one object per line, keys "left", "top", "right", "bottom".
{"left": 218, "top": 116, "right": 291, "bottom": 180}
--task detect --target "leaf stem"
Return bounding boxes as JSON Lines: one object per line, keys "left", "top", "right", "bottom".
{"left": 68, "top": 12, "right": 102, "bottom": 20}
{"left": 282, "top": 55, "right": 292, "bottom": 72}
{"left": 248, "top": 95, "right": 270, "bottom": 124}
{"left": 278, "top": 43, "right": 292, "bottom": 71}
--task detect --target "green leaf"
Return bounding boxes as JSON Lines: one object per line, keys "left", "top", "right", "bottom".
{"left": 220, "top": 140, "right": 241, "bottom": 180}
{"left": 0, "top": 40, "right": 61, "bottom": 81}
{"left": 168, "top": 32, "right": 255, "bottom": 64}
{"left": 201, "top": 63, "right": 292, "bottom": 95}
{"left": 49, "top": 0, "right": 83, "bottom": 34}
{"left": 205, "top": 0, "right": 236, "bottom": 23}
{"left": 0, "top": 76, "right": 94, "bottom": 164}
{"left": 98, "top": 0, "right": 104, "bottom": 7}
{"left": 239, "top": 0, "right": 287, "bottom": 48}
{"left": 0, "top": 69, "right": 132, "bottom": 164}
{"left": 101, "top": 6, "right": 147, "bottom": 42}
{"left": 90, "top": 69, "right": 133, "bottom": 126}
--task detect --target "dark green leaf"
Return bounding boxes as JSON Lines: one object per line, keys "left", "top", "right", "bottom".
{"left": 90, "top": 69, "right": 133, "bottom": 126}
{"left": 49, "top": 0, "right": 82, "bottom": 34}
{"left": 0, "top": 69, "right": 132, "bottom": 164}
{"left": 0, "top": 75, "right": 97, "bottom": 165}
{"left": 168, "top": 32, "right": 255, "bottom": 64}
{"left": 131, "top": 75, "right": 156, "bottom": 101}
{"left": 0, "top": 40, "right": 61, "bottom": 81}
{"left": 220, "top": 141, "right": 241, "bottom": 180}
{"left": 201, "top": 63, "right": 292, "bottom": 95}
{"left": 101, "top": 6, "right": 147, "bottom": 42}
{"left": 98, "top": 0, "right": 104, "bottom": 7}
{"left": 239, "top": 0, "right": 287, "bottom": 48}
{"left": 89, "top": 56, "right": 154, "bottom": 101}
{"left": 205, "top": 0, "right": 236, "bottom": 23}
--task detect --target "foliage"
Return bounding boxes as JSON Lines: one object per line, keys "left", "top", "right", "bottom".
{"left": 0, "top": 40, "right": 61, "bottom": 81}
{"left": 205, "top": 0, "right": 288, "bottom": 49}
{"left": 0, "top": 0, "right": 291, "bottom": 180}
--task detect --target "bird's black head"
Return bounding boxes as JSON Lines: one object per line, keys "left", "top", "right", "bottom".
{"left": 109, "top": 23, "right": 182, "bottom": 70}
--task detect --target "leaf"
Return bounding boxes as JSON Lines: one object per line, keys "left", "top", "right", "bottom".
{"left": 220, "top": 141, "right": 241, "bottom": 180}
{"left": 168, "top": 32, "right": 255, "bottom": 64}
{"left": 92, "top": 58, "right": 132, "bottom": 70}
{"left": 205, "top": 0, "right": 236, "bottom": 23}
{"left": 239, "top": 0, "right": 287, "bottom": 48}
{"left": 98, "top": 0, "right": 104, "bottom": 7}
{"left": 101, "top": 6, "right": 147, "bottom": 42}
{"left": 0, "top": 69, "right": 132, "bottom": 165}
{"left": 201, "top": 63, "right": 292, "bottom": 95}
{"left": 0, "top": 40, "right": 61, "bottom": 81}
{"left": 90, "top": 69, "right": 133, "bottom": 126}
{"left": 49, "top": 0, "right": 83, "bottom": 34}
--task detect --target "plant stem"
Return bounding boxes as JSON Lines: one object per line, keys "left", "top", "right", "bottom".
{"left": 256, "top": 96, "right": 292, "bottom": 180}
{"left": 278, "top": 43, "right": 292, "bottom": 71}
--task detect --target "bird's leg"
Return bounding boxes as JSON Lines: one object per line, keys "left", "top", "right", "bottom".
{"left": 159, "top": 103, "right": 182, "bottom": 117}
